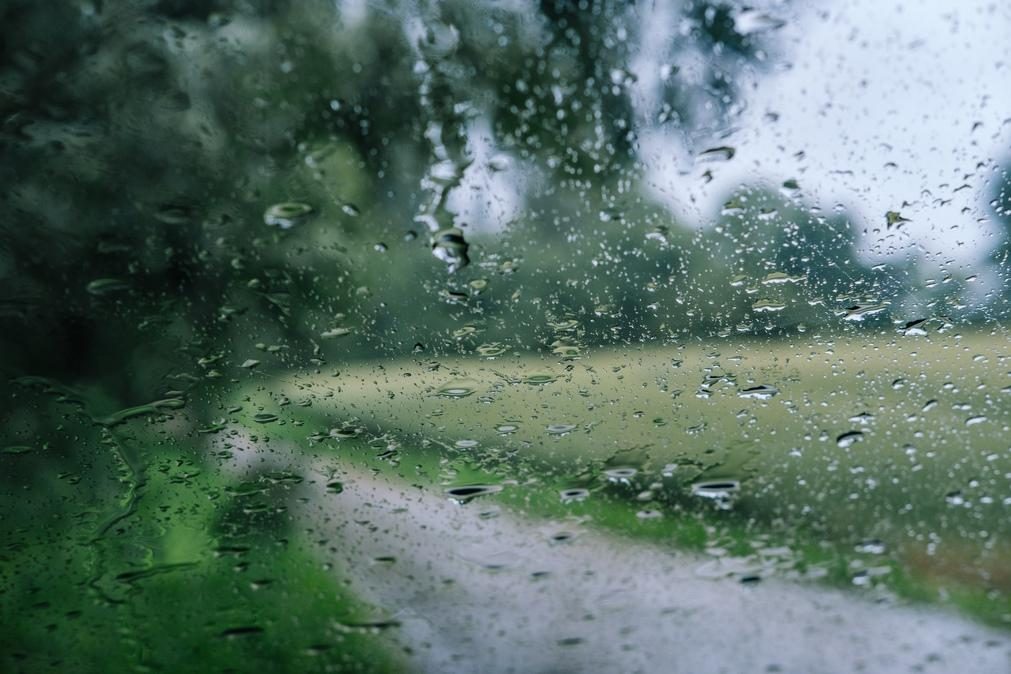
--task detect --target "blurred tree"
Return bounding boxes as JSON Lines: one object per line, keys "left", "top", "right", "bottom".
{"left": 0, "top": 0, "right": 869, "bottom": 399}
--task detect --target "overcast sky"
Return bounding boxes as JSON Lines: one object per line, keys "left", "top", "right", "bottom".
{"left": 406, "top": 0, "right": 1011, "bottom": 280}
{"left": 639, "top": 0, "right": 1011, "bottom": 270}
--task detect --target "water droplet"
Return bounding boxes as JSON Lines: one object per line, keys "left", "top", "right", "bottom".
{"left": 329, "top": 424, "right": 362, "bottom": 439}
{"left": 691, "top": 480, "right": 740, "bottom": 509}
{"left": 321, "top": 326, "right": 352, "bottom": 338}
{"left": 334, "top": 619, "right": 400, "bottom": 634}
{"left": 780, "top": 178, "right": 801, "bottom": 196}
{"left": 734, "top": 9, "right": 786, "bottom": 35}
{"left": 264, "top": 202, "right": 313, "bottom": 229}
{"left": 646, "top": 225, "right": 672, "bottom": 246}
{"left": 436, "top": 381, "right": 477, "bottom": 398}
{"left": 431, "top": 229, "right": 470, "bottom": 273}
{"left": 97, "top": 398, "right": 186, "bottom": 426}
{"left": 225, "top": 484, "right": 264, "bottom": 503}
{"left": 546, "top": 423, "right": 577, "bottom": 435}
{"left": 699, "top": 145, "right": 736, "bottom": 162}
{"left": 114, "top": 562, "right": 199, "bottom": 584}
{"left": 604, "top": 467, "right": 638, "bottom": 483}
{"left": 841, "top": 304, "right": 887, "bottom": 321}
{"left": 761, "top": 272, "right": 805, "bottom": 285}
{"left": 445, "top": 484, "right": 503, "bottom": 504}
{"left": 477, "top": 343, "right": 507, "bottom": 358}
{"left": 487, "top": 154, "right": 511, "bottom": 172}
{"left": 836, "top": 430, "right": 864, "bottom": 448}
{"left": 848, "top": 412, "right": 875, "bottom": 425}
{"left": 264, "top": 471, "right": 303, "bottom": 484}
{"left": 548, "top": 530, "right": 576, "bottom": 544}
{"left": 855, "top": 539, "right": 887, "bottom": 555}
{"left": 885, "top": 210, "right": 910, "bottom": 229}
{"left": 550, "top": 341, "right": 583, "bottom": 359}
{"left": 220, "top": 626, "right": 264, "bottom": 639}
{"left": 722, "top": 196, "right": 746, "bottom": 215}
{"left": 523, "top": 373, "right": 558, "bottom": 385}
{"left": 738, "top": 385, "right": 779, "bottom": 400}
{"left": 453, "top": 325, "right": 480, "bottom": 339}
{"left": 253, "top": 412, "right": 278, "bottom": 423}
{"left": 560, "top": 488, "right": 590, "bottom": 503}
{"left": 153, "top": 203, "right": 194, "bottom": 224}
{"left": 752, "top": 299, "right": 786, "bottom": 313}
{"left": 86, "top": 278, "right": 131, "bottom": 295}
{"left": 900, "top": 318, "right": 928, "bottom": 336}
{"left": 2, "top": 445, "right": 34, "bottom": 455}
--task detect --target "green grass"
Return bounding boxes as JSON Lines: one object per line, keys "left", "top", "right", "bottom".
{"left": 232, "top": 329, "right": 1011, "bottom": 627}
{"left": 0, "top": 392, "right": 403, "bottom": 674}
{"left": 3, "top": 329, "right": 1008, "bottom": 674}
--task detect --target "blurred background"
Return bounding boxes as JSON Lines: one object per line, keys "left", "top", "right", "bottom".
{"left": 1, "top": 1, "right": 1010, "bottom": 671}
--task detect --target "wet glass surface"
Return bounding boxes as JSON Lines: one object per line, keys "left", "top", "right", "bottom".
{"left": 1, "top": 1, "right": 1010, "bottom": 672}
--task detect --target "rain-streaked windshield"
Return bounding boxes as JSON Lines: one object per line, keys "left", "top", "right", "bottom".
{"left": 2, "top": 1, "right": 1010, "bottom": 672}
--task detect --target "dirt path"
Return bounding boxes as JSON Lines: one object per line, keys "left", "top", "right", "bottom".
{"left": 294, "top": 467, "right": 1010, "bottom": 674}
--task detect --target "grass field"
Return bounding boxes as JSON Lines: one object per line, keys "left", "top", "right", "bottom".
{"left": 3, "top": 328, "right": 1008, "bottom": 673}
{"left": 231, "top": 329, "right": 1011, "bottom": 626}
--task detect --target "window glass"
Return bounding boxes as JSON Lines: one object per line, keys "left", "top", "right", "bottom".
{"left": 1, "top": 1, "right": 1009, "bottom": 671}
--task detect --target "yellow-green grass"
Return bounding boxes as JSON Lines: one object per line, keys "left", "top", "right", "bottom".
{"left": 227, "top": 329, "right": 1010, "bottom": 626}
